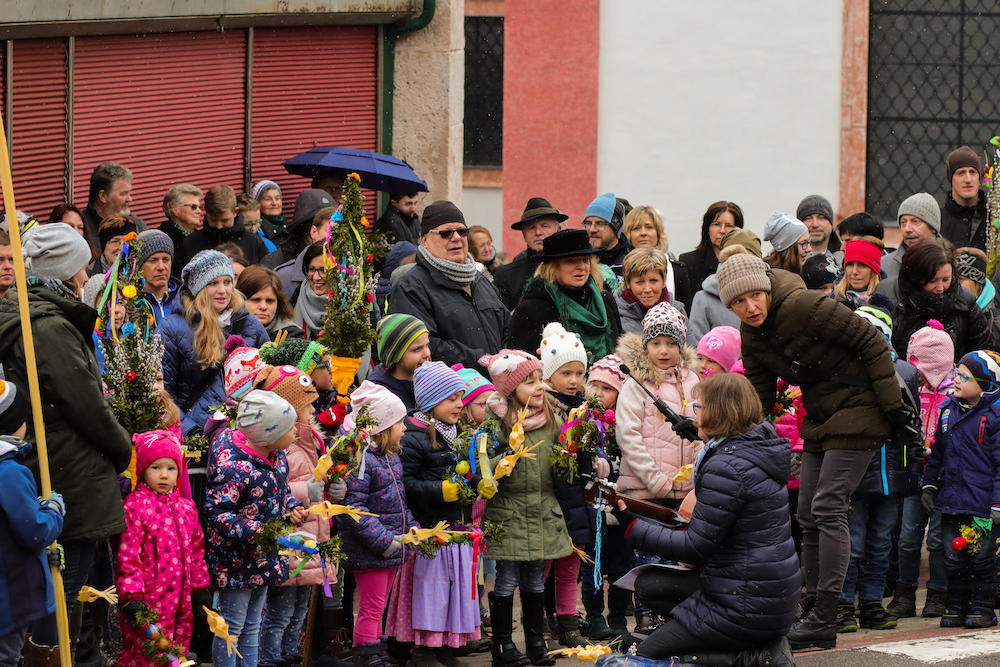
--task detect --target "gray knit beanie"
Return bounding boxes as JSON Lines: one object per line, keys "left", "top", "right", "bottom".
{"left": 717, "top": 245, "right": 772, "bottom": 309}
{"left": 137, "top": 230, "right": 174, "bottom": 267}
{"left": 23, "top": 223, "right": 92, "bottom": 282}
{"left": 796, "top": 195, "right": 834, "bottom": 224}
{"left": 181, "top": 249, "right": 235, "bottom": 295}
{"left": 763, "top": 213, "right": 809, "bottom": 252}
{"left": 897, "top": 192, "right": 941, "bottom": 232}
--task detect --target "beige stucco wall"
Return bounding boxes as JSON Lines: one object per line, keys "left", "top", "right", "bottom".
{"left": 392, "top": 0, "right": 465, "bottom": 212}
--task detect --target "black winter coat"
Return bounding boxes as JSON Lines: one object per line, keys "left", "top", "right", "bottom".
{"left": 493, "top": 249, "right": 538, "bottom": 310}
{"left": 550, "top": 393, "right": 598, "bottom": 547}
{"left": 177, "top": 220, "right": 270, "bottom": 271}
{"left": 0, "top": 281, "right": 133, "bottom": 543}
{"left": 940, "top": 190, "right": 988, "bottom": 252}
{"left": 160, "top": 220, "right": 191, "bottom": 278}
{"left": 375, "top": 204, "right": 421, "bottom": 246}
{"left": 891, "top": 284, "right": 991, "bottom": 362}
{"left": 669, "top": 260, "right": 693, "bottom": 312}
{"left": 625, "top": 422, "right": 800, "bottom": 648}
{"left": 399, "top": 416, "right": 481, "bottom": 529}
{"left": 677, "top": 248, "right": 719, "bottom": 298}
{"left": 600, "top": 240, "right": 631, "bottom": 279}
{"left": 388, "top": 253, "right": 509, "bottom": 374}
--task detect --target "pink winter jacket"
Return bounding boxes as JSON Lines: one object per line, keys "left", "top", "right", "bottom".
{"left": 116, "top": 482, "right": 210, "bottom": 666}
{"left": 919, "top": 380, "right": 953, "bottom": 450}
{"left": 282, "top": 421, "right": 333, "bottom": 587}
{"left": 615, "top": 333, "right": 703, "bottom": 500}
{"left": 774, "top": 382, "right": 804, "bottom": 490}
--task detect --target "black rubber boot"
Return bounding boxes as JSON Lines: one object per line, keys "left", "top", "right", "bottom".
{"left": 680, "top": 636, "right": 795, "bottom": 667}
{"left": 521, "top": 592, "right": 556, "bottom": 666}
{"left": 489, "top": 593, "right": 530, "bottom": 667}
{"left": 787, "top": 595, "right": 838, "bottom": 650}
{"left": 921, "top": 588, "right": 948, "bottom": 618}
{"left": 885, "top": 582, "right": 917, "bottom": 618}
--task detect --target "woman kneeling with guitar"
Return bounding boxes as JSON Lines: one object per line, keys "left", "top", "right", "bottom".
{"left": 611, "top": 373, "right": 800, "bottom": 666}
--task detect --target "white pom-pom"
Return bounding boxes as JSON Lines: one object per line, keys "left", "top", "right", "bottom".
{"left": 541, "top": 322, "right": 567, "bottom": 341}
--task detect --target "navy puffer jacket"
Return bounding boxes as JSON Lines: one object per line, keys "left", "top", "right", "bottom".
{"left": 550, "top": 392, "right": 599, "bottom": 547}
{"left": 157, "top": 298, "right": 270, "bottom": 435}
{"left": 625, "top": 421, "right": 800, "bottom": 649}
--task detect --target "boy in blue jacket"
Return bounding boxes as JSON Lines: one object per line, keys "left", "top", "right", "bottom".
{"left": 921, "top": 350, "right": 1000, "bottom": 629}
{"left": 0, "top": 380, "right": 65, "bottom": 666}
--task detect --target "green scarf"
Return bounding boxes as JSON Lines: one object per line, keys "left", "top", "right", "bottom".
{"left": 538, "top": 277, "right": 613, "bottom": 362}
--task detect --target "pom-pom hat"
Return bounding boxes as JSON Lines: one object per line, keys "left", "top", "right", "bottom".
{"left": 716, "top": 245, "right": 772, "bottom": 308}
{"left": 346, "top": 380, "right": 407, "bottom": 435}
{"left": 237, "top": 390, "right": 297, "bottom": 446}
{"left": 539, "top": 322, "right": 588, "bottom": 380}
{"left": 697, "top": 326, "right": 741, "bottom": 373}
{"left": 588, "top": 354, "right": 626, "bottom": 392}
{"left": 907, "top": 319, "right": 955, "bottom": 389}
{"left": 479, "top": 349, "right": 543, "bottom": 398}
{"left": 413, "top": 361, "right": 467, "bottom": 412}
{"left": 642, "top": 302, "right": 687, "bottom": 346}
{"left": 253, "top": 364, "right": 319, "bottom": 417}
{"left": 224, "top": 335, "right": 263, "bottom": 399}
{"left": 259, "top": 338, "right": 328, "bottom": 375}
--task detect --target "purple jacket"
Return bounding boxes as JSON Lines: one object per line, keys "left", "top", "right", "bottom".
{"left": 338, "top": 446, "right": 417, "bottom": 571}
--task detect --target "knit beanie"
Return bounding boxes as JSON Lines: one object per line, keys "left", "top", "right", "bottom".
{"left": 907, "top": 319, "right": 955, "bottom": 388}
{"left": 720, "top": 228, "right": 762, "bottom": 258}
{"left": 958, "top": 350, "right": 1000, "bottom": 394}
{"left": 587, "top": 354, "right": 627, "bottom": 392}
{"left": 181, "top": 249, "right": 235, "bottom": 296}
{"left": 420, "top": 201, "right": 466, "bottom": 236}
{"left": 22, "top": 222, "right": 92, "bottom": 282}
{"left": 0, "top": 380, "right": 29, "bottom": 436}
{"left": 642, "top": 302, "right": 687, "bottom": 346}
{"left": 856, "top": 305, "right": 893, "bottom": 340}
{"left": 946, "top": 145, "right": 982, "bottom": 183}
{"left": 376, "top": 314, "right": 428, "bottom": 368}
{"left": 82, "top": 273, "right": 109, "bottom": 309}
{"left": 253, "top": 364, "right": 320, "bottom": 416}
{"left": 897, "top": 193, "right": 941, "bottom": 232}
{"left": 252, "top": 180, "right": 281, "bottom": 202}
{"left": 585, "top": 193, "right": 617, "bottom": 227}
{"left": 237, "top": 389, "right": 297, "bottom": 446}
{"left": 259, "top": 338, "right": 328, "bottom": 375}
{"left": 539, "top": 322, "right": 588, "bottom": 380}
{"left": 347, "top": 380, "right": 407, "bottom": 435}
{"left": 763, "top": 213, "right": 808, "bottom": 252}
{"left": 413, "top": 361, "right": 467, "bottom": 412}
{"left": 796, "top": 195, "right": 834, "bottom": 224}
{"left": 716, "top": 245, "right": 771, "bottom": 308}
{"left": 844, "top": 239, "right": 882, "bottom": 275}
{"left": 802, "top": 253, "right": 838, "bottom": 290}
{"left": 224, "top": 335, "right": 264, "bottom": 399}
{"left": 137, "top": 229, "right": 174, "bottom": 267}
{"left": 479, "top": 350, "right": 543, "bottom": 398}
{"left": 452, "top": 365, "right": 495, "bottom": 406}
{"left": 956, "top": 249, "right": 988, "bottom": 287}
{"left": 697, "top": 326, "right": 741, "bottom": 373}
{"left": 133, "top": 429, "right": 184, "bottom": 477}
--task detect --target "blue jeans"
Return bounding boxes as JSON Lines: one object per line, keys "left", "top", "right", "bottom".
{"left": 493, "top": 560, "right": 546, "bottom": 596}
{"left": 842, "top": 495, "right": 903, "bottom": 602}
{"left": 897, "top": 495, "right": 947, "bottom": 592}
{"left": 941, "top": 513, "right": 1000, "bottom": 596}
{"left": 215, "top": 587, "right": 268, "bottom": 667}
{"left": 259, "top": 585, "right": 312, "bottom": 661}
{"left": 30, "top": 540, "right": 98, "bottom": 647}
{"left": 0, "top": 627, "right": 25, "bottom": 667}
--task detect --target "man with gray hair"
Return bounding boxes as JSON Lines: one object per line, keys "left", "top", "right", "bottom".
{"left": 160, "top": 183, "right": 204, "bottom": 274}
{"left": 82, "top": 161, "right": 147, "bottom": 252}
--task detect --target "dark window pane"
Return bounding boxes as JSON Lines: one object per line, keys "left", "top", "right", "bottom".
{"left": 464, "top": 16, "right": 504, "bottom": 168}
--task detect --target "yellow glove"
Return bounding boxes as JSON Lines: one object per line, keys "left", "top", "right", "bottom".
{"left": 477, "top": 479, "right": 497, "bottom": 499}
{"left": 442, "top": 480, "right": 461, "bottom": 503}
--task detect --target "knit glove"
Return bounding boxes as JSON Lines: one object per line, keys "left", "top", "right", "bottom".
{"left": 120, "top": 600, "right": 148, "bottom": 627}
{"left": 921, "top": 487, "right": 938, "bottom": 515}
{"left": 382, "top": 535, "right": 404, "bottom": 557}
{"left": 671, "top": 417, "right": 699, "bottom": 442}
{"left": 442, "top": 479, "right": 461, "bottom": 503}
{"left": 39, "top": 492, "right": 66, "bottom": 516}
{"left": 326, "top": 479, "right": 348, "bottom": 502}
{"left": 307, "top": 482, "right": 325, "bottom": 504}
{"left": 317, "top": 402, "right": 349, "bottom": 430}
{"left": 477, "top": 479, "right": 497, "bottom": 499}
{"left": 610, "top": 502, "right": 637, "bottom": 530}
{"left": 47, "top": 544, "right": 64, "bottom": 571}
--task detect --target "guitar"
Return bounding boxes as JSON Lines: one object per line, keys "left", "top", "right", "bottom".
{"left": 584, "top": 477, "right": 695, "bottom": 530}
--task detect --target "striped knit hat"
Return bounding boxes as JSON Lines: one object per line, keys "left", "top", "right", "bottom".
{"left": 588, "top": 354, "right": 626, "bottom": 392}
{"left": 224, "top": 335, "right": 263, "bottom": 399}
{"left": 959, "top": 350, "right": 1000, "bottom": 394}
{"left": 377, "top": 314, "right": 428, "bottom": 368}
{"left": 0, "top": 380, "right": 30, "bottom": 436}
{"left": 259, "top": 338, "right": 328, "bottom": 375}
{"left": 453, "top": 365, "right": 495, "bottom": 406}
{"left": 413, "top": 361, "right": 467, "bottom": 412}
{"left": 252, "top": 180, "right": 281, "bottom": 202}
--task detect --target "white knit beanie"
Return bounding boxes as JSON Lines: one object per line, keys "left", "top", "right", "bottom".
{"left": 539, "top": 322, "right": 588, "bottom": 380}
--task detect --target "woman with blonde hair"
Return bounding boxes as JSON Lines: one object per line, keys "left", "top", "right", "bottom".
{"left": 833, "top": 236, "right": 893, "bottom": 311}
{"left": 623, "top": 206, "right": 692, "bottom": 309}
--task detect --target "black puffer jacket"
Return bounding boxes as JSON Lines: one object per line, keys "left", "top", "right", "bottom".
{"left": 940, "top": 190, "right": 987, "bottom": 251}
{"left": 625, "top": 421, "right": 800, "bottom": 649}
{"left": 891, "top": 284, "right": 991, "bottom": 362}
{"left": 550, "top": 393, "right": 598, "bottom": 547}
{"left": 388, "top": 252, "right": 509, "bottom": 375}
{"left": 742, "top": 269, "right": 903, "bottom": 453}
{"left": 493, "top": 248, "right": 538, "bottom": 310}
{"left": 374, "top": 204, "right": 421, "bottom": 246}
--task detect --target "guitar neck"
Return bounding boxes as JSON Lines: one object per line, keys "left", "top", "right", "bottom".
{"left": 618, "top": 495, "right": 689, "bottom": 529}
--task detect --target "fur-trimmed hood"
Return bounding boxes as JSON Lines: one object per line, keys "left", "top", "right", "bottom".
{"left": 616, "top": 331, "right": 697, "bottom": 387}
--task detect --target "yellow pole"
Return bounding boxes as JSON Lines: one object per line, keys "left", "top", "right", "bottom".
{"left": 0, "top": 115, "right": 74, "bottom": 664}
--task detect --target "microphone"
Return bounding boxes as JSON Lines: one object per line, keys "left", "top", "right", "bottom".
{"left": 618, "top": 363, "right": 700, "bottom": 442}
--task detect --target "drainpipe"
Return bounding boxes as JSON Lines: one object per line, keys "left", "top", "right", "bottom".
{"left": 380, "top": 0, "right": 436, "bottom": 157}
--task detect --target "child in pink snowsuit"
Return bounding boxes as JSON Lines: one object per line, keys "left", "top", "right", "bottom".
{"left": 117, "top": 430, "right": 211, "bottom": 666}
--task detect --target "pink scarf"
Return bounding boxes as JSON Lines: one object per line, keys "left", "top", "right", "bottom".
{"left": 486, "top": 391, "right": 549, "bottom": 432}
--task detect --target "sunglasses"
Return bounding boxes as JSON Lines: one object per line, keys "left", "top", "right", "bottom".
{"left": 427, "top": 227, "right": 470, "bottom": 240}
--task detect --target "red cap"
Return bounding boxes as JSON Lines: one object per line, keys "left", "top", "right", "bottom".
{"left": 844, "top": 239, "right": 882, "bottom": 275}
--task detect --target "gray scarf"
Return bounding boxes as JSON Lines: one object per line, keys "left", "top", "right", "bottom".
{"left": 265, "top": 315, "right": 299, "bottom": 337}
{"left": 295, "top": 286, "right": 327, "bottom": 337}
{"left": 418, "top": 245, "right": 478, "bottom": 286}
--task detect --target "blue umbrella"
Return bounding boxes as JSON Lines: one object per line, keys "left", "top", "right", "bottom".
{"left": 282, "top": 147, "right": 429, "bottom": 193}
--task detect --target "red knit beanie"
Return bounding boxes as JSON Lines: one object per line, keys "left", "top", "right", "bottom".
{"left": 844, "top": 239, "right": 882, "bottom": 275}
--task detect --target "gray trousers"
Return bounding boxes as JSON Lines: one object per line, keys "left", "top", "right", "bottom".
{"left": 798, "top": 448, "right": 876, "bottom": 598}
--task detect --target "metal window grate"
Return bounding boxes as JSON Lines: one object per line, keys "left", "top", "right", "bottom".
{"left": 464, "top": 16, "right": 503, "bottom": 168}
{"left": 866, "top": 0, "right": 1000, "bottom": 222}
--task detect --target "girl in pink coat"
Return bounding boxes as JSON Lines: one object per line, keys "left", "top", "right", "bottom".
{"left": 117, "top": 430, "right": 210, "bottom": 666}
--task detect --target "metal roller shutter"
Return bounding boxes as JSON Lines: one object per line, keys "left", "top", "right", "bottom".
{"left": 72, "top": 31, "right": 246, "bottom": 223}
{"left": 251, "top": 26, "right": 378, "bottom": 216}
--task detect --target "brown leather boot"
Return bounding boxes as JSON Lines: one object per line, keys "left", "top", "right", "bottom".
{"left": 22, "top": 636, "right": 60, "bottom": 667}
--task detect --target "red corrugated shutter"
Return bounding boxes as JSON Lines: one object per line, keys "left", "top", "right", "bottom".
{"left": 72, "top": 32, "right": 246, "bottom": 223}
{"left": 251, "top": 26, "right": 378, "bottom": 216}
{"left": 6, "top": 39, "right": 67, "bottom": 219}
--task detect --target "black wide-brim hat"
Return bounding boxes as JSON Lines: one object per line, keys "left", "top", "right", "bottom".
{"left": 533, "top": 228, "right": 605, "bottom": 261}
{"left": 512, "top": 197, "right": 569, "bottom": 230}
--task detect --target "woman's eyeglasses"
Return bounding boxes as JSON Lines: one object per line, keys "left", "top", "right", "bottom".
{"left": 305, "top": 267, "right": 325, "bottom": 277}
{"left": 428, "top": 228, "right": 470, "bottom": 240}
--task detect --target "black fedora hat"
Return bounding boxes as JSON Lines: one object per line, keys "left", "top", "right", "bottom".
{"left": 533, "top": 228, "right": 605, "bottom": 261}
{"left": 511, "top": 197, "right": 569, "bottom": 230}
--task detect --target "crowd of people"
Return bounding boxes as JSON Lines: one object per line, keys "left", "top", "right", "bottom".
{"left": 0, "top": 143, "right": 995, "bottom": 667}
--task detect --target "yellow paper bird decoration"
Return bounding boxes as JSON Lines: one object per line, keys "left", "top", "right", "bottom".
{"left": 204, "top": 606, "right": 243, "bottom": 658}
{"left": 400, "top": 521, "right": 450, "bottom": 545}
{"left": 493, "top": 408, "right": 543, "bottom": 481}
{"left": 313, "top": 452, "right": 334, "bottom": 482}
{"left": 78, "top": 585, "right": 118, "bottom": 605}
{"left": 673, "top": 464, "right": 693, "bottom": 483}
{"left": 571, "top": 542, "right": 595, "bottom": 565}
{"left": 306, "top": 502, "right": 377, "bottom": 522}
{"left": 547, "top": 644, "right": 613, "bottom": 661}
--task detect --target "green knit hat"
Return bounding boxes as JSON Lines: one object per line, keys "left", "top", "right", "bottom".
{"left": 259, "top": 337, "right": 328, "bottom": 375}
{"left": 377, "top": 314, "right": 428, "bottom": 368}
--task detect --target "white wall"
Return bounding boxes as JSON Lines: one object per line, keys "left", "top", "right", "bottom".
{"left": 597, "top": 1, "right": 843, "bottom": 257}
{"left": 462, "top": 186, "right": 506, "bottom": 251}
